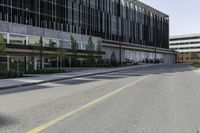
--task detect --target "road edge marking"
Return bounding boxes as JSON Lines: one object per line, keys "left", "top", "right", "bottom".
{"left": 27, "top": 75, "right": 150, "bottom": 133}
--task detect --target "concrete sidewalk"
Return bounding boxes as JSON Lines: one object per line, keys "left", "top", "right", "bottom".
{"left": 0, "top": 64, "right": 153, "bottom": 90}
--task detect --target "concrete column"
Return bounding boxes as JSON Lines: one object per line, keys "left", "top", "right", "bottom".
{"left": 17, "top": 58, "right": 19, "bottom": 72}
{"left": 80, "top": 59, "right": 83, "bottom": 66}
{"left": 60, "top": 58, "right": 63, "bottom": 69}
{"left": 34, "top": 57, "right": 37, "bottom": 70}
{"left": 7, "top": 34, "right": 10, "bottom": 44}
{"left": 81, "top": 42, "right": 83, "bottom": 50}
{"left": 57, "top": 57, "right": 59, "bottom": 69}
{"left": 7, "top": 55, "right": 10, "bottom": 71}
{"left": 42, "top": 57, "right": 44, "bottom": 69}
{"left": 50, "top": 58, "right": 52, "bottom": 69}
{"left": 26, "top": 36, "right": 29, "bottom": 45}
{"left": 25, "top": 56, "right": 29, "bottom": 71}
{"left": 69, "top": 57, "right": 72, "bottom": 67}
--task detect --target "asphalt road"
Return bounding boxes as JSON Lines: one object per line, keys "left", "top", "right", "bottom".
{"left": 1, "top": 64, "right": 200, "bottom": 133}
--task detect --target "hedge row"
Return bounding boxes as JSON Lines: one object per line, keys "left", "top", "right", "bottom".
{"left": 0, "top": 69, "right": 65, "bottom": 78}
{"left": 24, "top": 69, "right": 65, "bottom": 74}
{"left": 193, "top": 63, "right": 200, "bottom": 68}
{"left": 0, "top": 71, "right": 23, "bottom": 79}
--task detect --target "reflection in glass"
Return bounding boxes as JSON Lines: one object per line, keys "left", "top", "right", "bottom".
{"left": 0, "top": 56, "right": 7, "bottom": 72}
{"left": 29, "top": 36, "right": 40, "bottom": 46}
{"left": 44, "top": 38, "right": 59, "bottom": 48}
{"left": 10, "top": 34, "right": 26, "bottom": 45}
{"left": 0, "top": 33, "right": 7, "bottom": 43}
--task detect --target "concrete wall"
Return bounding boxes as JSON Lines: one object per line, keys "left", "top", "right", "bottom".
{"left": 102, "top": 45, "right": 176, "bottom": 64}
{"left": 102, "top": 46, "right": 120, "bottom": 62}
{"left": 163, "top": 54, "right": 176, "bottom": 64}
{"left": 0, "top": 21, "right": 101, "bottom": 46}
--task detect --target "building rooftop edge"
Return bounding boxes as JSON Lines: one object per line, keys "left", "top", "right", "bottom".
{"left": 125, "top": 0, "right": 169, "bottom": 18}
{"left": 137, "top": 1, "right": 169, "bottom": 18}
{"left": 170, "top": 33, "right": 200, "bottom": 39}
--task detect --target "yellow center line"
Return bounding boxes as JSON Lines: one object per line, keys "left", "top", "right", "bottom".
{"left": 27, "top": 75, "right": 150, "bottom": 133}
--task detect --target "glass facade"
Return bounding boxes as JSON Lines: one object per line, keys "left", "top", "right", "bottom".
{"left": 0, "top": 0, "right": 169, "bottom": 49}
{"left": 61, "top": 41, "right": 71, "bottom": 49}
{"left": 9, "top": 56, "right": 26, "bottom": 71}
{"left": 28, "top": 36, "right": 40, "bottom": 46}
{"left": 0, "top": 33, "right": 7, "bottom": 43}
{"left": 0, "top": 56, "right": 7, "bottom": 72}
{"left": 9, "top": 34, "right": 26, "bottom": 45}
{"left": 0, "top": 32, "right": 92, "bottom": 50}
{"left": 44, "top": 38, "right": 59, "bottom": 48}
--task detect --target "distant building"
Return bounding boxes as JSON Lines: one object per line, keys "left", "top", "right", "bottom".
{"left": 0, "top": 0, "right": 175, "bottom": 71}
{"left": 170, "top": 34, "right": 200, "bottom": 63}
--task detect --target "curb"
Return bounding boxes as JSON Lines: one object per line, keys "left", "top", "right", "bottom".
{"left": 0, "top": 65, "right": 152, "bottom": 90}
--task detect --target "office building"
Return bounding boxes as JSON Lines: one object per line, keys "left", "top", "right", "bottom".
{"left": 170, "top": 34, "right": 200, "bottom": 63}
{"left": 0, "top": 0, "right": 175, "bottom": 71}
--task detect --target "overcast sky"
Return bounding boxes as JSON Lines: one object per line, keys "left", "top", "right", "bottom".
{"left": 140, "top": 0, "right": 200, "bottom": 36}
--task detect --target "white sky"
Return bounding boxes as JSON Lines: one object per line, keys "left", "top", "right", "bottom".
{"left": 140, "top": 0, "right": 200, "bottom": 36}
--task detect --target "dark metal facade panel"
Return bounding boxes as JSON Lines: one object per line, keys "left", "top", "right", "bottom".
{"left": 0, "top": 0, "right": 169, "bottom": 49}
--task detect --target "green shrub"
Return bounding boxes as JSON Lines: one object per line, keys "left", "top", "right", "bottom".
{"left": 95, "top": 64, "right": 113, "bottom": 67}
{"left": 193, "top": 63, "right": 200, "bottom": 68}
{"left": 0, "top": 71, "right": 23, "bottom": 79}
{"left": 110, "top": 51, "right": 118, "bottom": 66}
{"left": 24, "top": 68, "right": 65, "bottom": 74}
{"left": 155, "top": 59, "right": 160, "bottom": 64}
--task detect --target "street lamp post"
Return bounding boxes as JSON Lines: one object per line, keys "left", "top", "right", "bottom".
{"left": 25, "top": 8, "right": 28, "bottom": 71}
{"left": 119, "top": 40, "right": 122, "bottom": 66}
{"left": 118, "top": 0, "right": 122, "bottom": 66}
{"left": 154, "top": 47, "right": 157, "bottom": 63}
{"left": 40, "top": 36, "right": 43, "bottom": 70}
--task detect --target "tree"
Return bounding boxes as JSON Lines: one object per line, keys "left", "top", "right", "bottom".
{"left": 0, "top": 34, "right": 5, "bottom": 56}
{"left": 110, "top": 51, "right": 117, "bottom": 66}
{"left": 49, "top": 40, "right": 56, "bottom": 48}
{"left": 86, "top": 36, "right": 95, "bottom": 51}
{"left": 0, "top": 35, "right": 6, "bottom": 71}
{"left": 96, "top": 40, "right": 102, "bottom": 64}
{"left": 71, "top": 36, "right": 78, "bottom": 66}
{"left": 192, "top": 53, "right": 199, "bottom": 63}
{"left": 86, "top": 36, "right": 95, "bottom": 65}
{"left": 57, "top": 43, "right": 67, "bottom": 69}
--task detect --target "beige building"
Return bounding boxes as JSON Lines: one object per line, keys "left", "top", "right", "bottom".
{"left": 170, "top": 34, "right": 200, "bottom": 63}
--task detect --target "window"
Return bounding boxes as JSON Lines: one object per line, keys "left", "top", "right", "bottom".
{"left": 77, "top": 42, "right": 82, "bottom": 50}
{"left": 44, "top": 38, "right": 59, "bottom": 48}
{"left": 0, "top": 33, "right": 7, "bottom": 43}
{"left": 0, "top": 56, "right": 7, "bottom": 72}
{"left": 9, "top": 34, "right": 26, "bottom": 45}
{"left": 29, "top": 36, "right": 40, "bottom": 46}
{"left": 62, "top": 41, "right": 71, "bottom": 49}
{"left": 81, "top": 43, "right": 87, "bottom": 50}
